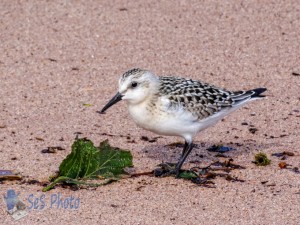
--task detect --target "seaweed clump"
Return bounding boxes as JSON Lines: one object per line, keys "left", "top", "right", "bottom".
{"left": 253, "top": 152, "right": 271, "bottom": 166}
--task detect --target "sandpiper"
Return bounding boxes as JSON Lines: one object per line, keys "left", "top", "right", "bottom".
{"left": 100, "top": 68, "right": 267, "bottom": 177}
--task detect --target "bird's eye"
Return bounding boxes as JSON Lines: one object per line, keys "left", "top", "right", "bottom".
{"left": 131, "top": 82, "right": 138, "bottom": 88}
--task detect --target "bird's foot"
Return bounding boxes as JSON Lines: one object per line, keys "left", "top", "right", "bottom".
{"left": 154, "top": 162, "right": 182, "bottom": 178}
{"left": 154, "top": 162, "right": 177, "bottom": 177}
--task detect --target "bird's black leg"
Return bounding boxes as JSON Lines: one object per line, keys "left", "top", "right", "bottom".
{"left": 154, "top": 141, "right": 194, "bottom": 178}
{"left": 175, "top": 141, "right": 194, "bottom": 178}
{"left": 181, "top": 141, "right": 189, "bottom": 155}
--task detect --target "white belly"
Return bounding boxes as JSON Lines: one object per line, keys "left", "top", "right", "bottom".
{"left": 128, "top": 102, "right": 202, "bottom": 139}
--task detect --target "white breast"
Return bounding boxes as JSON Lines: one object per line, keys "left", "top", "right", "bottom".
{"left": 128, "top": 102, "right": 153, "bottom": 130}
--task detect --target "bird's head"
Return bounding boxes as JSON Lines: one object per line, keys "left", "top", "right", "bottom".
{"left": 100, "top": 68, "right": 159, "bottom": 113}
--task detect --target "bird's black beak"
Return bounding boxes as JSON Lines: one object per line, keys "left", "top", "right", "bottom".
{"left": 99, "top": 92, "right": 123, "bottom": 114}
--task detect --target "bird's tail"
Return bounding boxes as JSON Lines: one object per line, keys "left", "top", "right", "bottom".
{"left": 231, "top": 88, "right": 267, "bottom": 105}
{"left": 248, "top": 88, "right": 267, "bottom": 98}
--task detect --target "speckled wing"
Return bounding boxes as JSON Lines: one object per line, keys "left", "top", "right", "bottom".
{"left": 158, "top": 76, "right": 266, "bottom": 120}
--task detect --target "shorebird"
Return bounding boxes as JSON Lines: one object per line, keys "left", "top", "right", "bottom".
{"left": 100, "top": 68, "right": 266, "bottom": 177}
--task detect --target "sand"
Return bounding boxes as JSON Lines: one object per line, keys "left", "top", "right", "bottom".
{"left": 1, "top": 0, "right": 300, "bottom": 224}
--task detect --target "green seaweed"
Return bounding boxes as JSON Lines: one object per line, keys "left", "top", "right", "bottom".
{"left": 43, "top": 138, "right": 133, "bottom": 192}
{"left": 83, "top": 103, "right": 93, "bottom": 107}
{"left": 253, "top": 152, "right": 271, "bottom": 166}
{"left": 178, "top": 170, "right": 198, "bottom": 179}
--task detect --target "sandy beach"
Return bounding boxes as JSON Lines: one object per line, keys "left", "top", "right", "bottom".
{"left": 1, "top": 0, "right": 299, "bottom": 224}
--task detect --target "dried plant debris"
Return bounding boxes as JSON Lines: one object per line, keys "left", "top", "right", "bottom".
{"left": 0, "top": 170, "right": 22, "bottom": 181}
{"left": 166, "top": 141, "right": 185, "bottom": 148}
{"left": 261, "top": 181, "right": 276, "bottom": 187}
{"left": 100, "top": 132, "right": 146, "bottom": 142}
{"left": 248, "top": 127, "right": 258, "bottom": 134}
{"left": 253, "top": 153, "right": 271, "bottom": 166}
{"left": 18, "top": 178, "right": 48, "bottom": 187}
{"left": 47, "top": 58, "right": 57, "bottom": 62}
{"left": 210, "top": 159, "right": 246, "bottom": 170}
{"left": 41, "top": 146, "right": 65, "bottom": 153}
{"left": 271, "top": 151, "right": 295, "bottom": 157}
{"left": 43, "top": 138, "right": 133, "bottom": 192}
{"left": 291, "top": 167, "right": 300, "bottom": 174}
{"left": 207, "top": 145, "right": 235, "bottom": 153}
{"left": 271, "top": 151, "right": 298, "bottom": 171}
{"left": 35, "top": 137, "right": 44, "bottom": 141}
{"left": 100, "top": 132, "right": 137, "bottom": 143}
{"left": 153, "top": 163, "right": 177, "bottom": 177}
{"left": 277, "top": 163, "right": 300, "bottom": 174}
{"left": 154, "top": 159, "right": 245, "bottom": 187}
{"left": 140, "top": 136, "right": 159, "bottom": 143}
